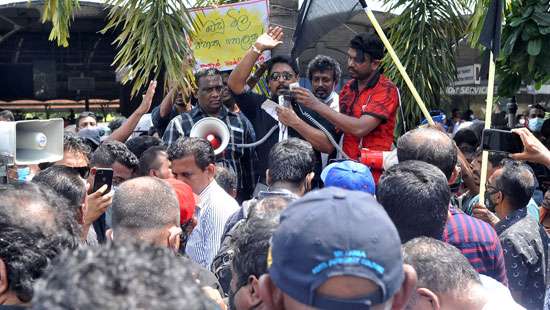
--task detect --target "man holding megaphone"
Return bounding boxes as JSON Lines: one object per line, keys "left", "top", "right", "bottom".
{"left": 163, "top": 68, "right": 256, "bottom": 200}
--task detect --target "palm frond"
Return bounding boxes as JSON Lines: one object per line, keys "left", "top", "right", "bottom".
{"left": 40, "top": 0, "right": 80, "bottom": 47}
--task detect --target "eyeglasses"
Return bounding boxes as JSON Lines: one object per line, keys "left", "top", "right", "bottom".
{"left": 269, "top": 72, "right": 294, "bottom": 81}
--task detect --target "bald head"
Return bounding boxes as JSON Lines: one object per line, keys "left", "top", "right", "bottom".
{"left": 112, "top": 177, "right": 180, "bottom": 242}
{"left": 397, "top": 127, "right": 457, "bottom": 180}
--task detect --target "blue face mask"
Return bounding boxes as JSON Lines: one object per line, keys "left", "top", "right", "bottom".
{"left": 16, "top": 167, "right": 31, "bottom": 183}
{"left": 528, "top": 117, "right": 544, "bottom": 132}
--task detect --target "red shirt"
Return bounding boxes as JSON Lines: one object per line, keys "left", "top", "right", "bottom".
{"left": 339, "top": 74, "right": 399, "bottom": 159}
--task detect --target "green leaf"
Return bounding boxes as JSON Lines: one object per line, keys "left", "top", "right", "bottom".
{"left": 532, "top": 11, "right": 550, "bottom": 26}
{"left": 502, "top": 27, "right": 521, "bottom": 56}
{"left": 541, "top": 26, "right": 550, "bottom": 35}
{"left": 527, "top": 38, "right": 542, "bottom": 55}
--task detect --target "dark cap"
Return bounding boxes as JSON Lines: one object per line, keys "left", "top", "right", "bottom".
{"left": 78, "top": 127, "right": 106, "bottom": 146}
{"left": 268, "top": 187, "right": 404, "bottom": 309}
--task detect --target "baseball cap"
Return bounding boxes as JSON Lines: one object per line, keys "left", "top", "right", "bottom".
{"left": 320, "top": 160, "right": 375, "bottom": 195}
{"left": 164, "top": 178, "right": 196, "bottom": 225}
{"left": 78, "top": 127, "right": 108, "bottom": 147}
{"left": 268, "top": 187, "right": 404, "bottom": 309}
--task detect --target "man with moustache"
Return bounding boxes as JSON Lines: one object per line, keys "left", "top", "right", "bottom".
{"left": 228, "top": 27, "right": 338, "bottom": 187}
{"left": 307, "top": 55, "right": 341, "bottom": 112}
{"left": 292, "top": 32, "right": 399, "bottom": 160}
{"left": 163, "top": 68, "right": 256, "bottom": 200}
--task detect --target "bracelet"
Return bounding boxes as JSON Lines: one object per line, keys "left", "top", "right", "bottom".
{"left": 251, "top": 45, "right": 262, "bottom": 55}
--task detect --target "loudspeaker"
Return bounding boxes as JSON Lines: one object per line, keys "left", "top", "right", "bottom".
{"left": 190, "top": 117, "right": 230, "bottom": 156}
{"left": 0, "top": 119, "right": 64, "bottom": 165}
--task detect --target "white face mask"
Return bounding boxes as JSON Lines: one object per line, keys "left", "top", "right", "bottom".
{"left": 519, "top": 118, "right": 526, "bottom": 126}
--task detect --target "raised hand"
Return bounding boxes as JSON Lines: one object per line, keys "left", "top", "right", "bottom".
{"left": 511, "top": 127, "right": 550, "bottom": 167}
{"left": 254, "top": 26, "right": 284, "bottom": 52}
{"left": 136, "top": 80, "right": 157, "bottom": 114}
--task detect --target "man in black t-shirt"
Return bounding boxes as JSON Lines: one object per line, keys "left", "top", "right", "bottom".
{"left": 228, "top": 26, "right": 339, "bottom": 187}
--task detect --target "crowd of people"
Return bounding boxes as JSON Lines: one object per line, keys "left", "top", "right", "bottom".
{"left": 1, "top": 26, "right": 550, "bottom": 310}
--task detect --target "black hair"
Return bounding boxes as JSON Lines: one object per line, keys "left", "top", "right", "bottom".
{"left": 215, "top": 165, "right": 237, "bottom": 195}
{"left": 397, "top": 127, "right": 457, "bottom": 180}
{"left": 493, "top": 160, "right": 535, "bottom": 210}
{"left": 32, "top": 242, "right": 216, "bottom": 309}
{"left": 267, "top": 138, "right": 316, "bottom": 185}
{"left": 167, "top": 137, "right": 215, "bottom": 170}
{"left": 125, "top": 135, "right": 162, "bottom": 159}
{"left": 0, "top": 109, "right": 14, "bottom": 121}
{"left": 454, "top": 127, "right": 479, "bottom": 149}
{"left": 90, "top": 140, "right": 138, "bottom": 171}
{"left": 77, "top": 111, "right": 97, "bottom": 126}
{"left": 138, "top": 145, "right": 168, "bottom": 177}
{"left": 377, "top": 160, "right": 451, "bottom": 243}
{"left": 0, "top": 183, "right": 78, "bottom": 303}
{"left": 266, "top": 55, "right": 300, "bottom": 76}
{"left": 403, "top": 237, "right": 480, "bottom": 296}
{"left": 112, "top": 177, "right": 180, "bottom": 238}
{"left": 306, "top": 55, "right": 341, "bottom": 82}
{"left": 194, "top": 67, "right": 222, "bottom": 88}
{"left": 231, "top": 197, "right": 288, "bottom": 290}
{"left": 32, "top": 165, "right": 86, "bottom": 225}
{"left": 63, "top": 132, "right": 91, "bottom": 159}
{"left": 349, "top": 32, "right": 385, "bottom": 61}
{"left": 108, "top": 117, "right": 127, "bottom": 132}
{"left": 474, "top": 148, "right": 507, "bottom": 167}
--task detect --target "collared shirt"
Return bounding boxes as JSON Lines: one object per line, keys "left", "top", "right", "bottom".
{"left": 495, "top": 207, "right": 549, "bottom": 309}
{"left": 443, "top": 206, "right": 508, "bottom": 285}
{"left": 322, "top": 91, "right": 340, "bottom": 112}
{"left": 185, "top": 180, "right": 240, "bottom": 268}
{"left": 339, "top": 73, "right": 399, "bottom": 159}
{"left": 162, "top": 105, "right": 256, "bottom": 193}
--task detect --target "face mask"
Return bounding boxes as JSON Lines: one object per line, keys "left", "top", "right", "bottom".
{"left": 484, "top": 194, "right": 496, "bottom": 212}
{"left": 528, "top": 117, "right": 544, "bottom": 132}
{"left": 17, "top": 167, "right": 33, "bottom": 183}
{"left": 519, "top": 118, "right": 526, "bottom": 126}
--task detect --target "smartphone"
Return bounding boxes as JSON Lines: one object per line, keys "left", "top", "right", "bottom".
{"left": 92, "top": 168, "right": 113, "bottom": 195}
{"left": 481, "top": 129, "right": 524, "bottom": 154}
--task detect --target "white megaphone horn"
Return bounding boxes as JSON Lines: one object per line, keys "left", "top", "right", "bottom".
{"left": 190, "top": 117, "right": 230, "bottom": 156}
{"left": 0, "top": 119, "right": 64, "bottom": 165}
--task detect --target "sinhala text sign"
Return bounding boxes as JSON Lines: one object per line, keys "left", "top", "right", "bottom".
{"left": 191, "top": 0, "right": 270, "bottom": 71}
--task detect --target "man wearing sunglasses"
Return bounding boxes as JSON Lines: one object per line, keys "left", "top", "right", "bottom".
{"left": 228, "top": 26, "right": 338, "bottom": 189}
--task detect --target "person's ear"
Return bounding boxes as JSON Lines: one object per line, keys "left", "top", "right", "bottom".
{"left": 258, "top": 274, "right": 284, "bottom": 310}
{"left": 249, "top": 275, "right": 263, "bottom": 307}
{"left": 105, "top": 228, "right": 114, "bottom": 241}
{"left": 391, "top": 264, "right": 417, "bottom": 310}
{"left": 207, "top": 163, "right": 216, "bottom": 178}
{"left": 148, "top": 169, "right": 157, "bottom": 178}
{"left": 416, "top": 288, "right": 441, "bottom": 310}
{"left": 266, "top": 169, "right": 272, "bottom": 186}
{"left": 306, "top": 172, "right": 315, "bottom": 190}
{"left": 0, "top": 259, "right": 8, "bottom": 296}
{"left": 494, "top": 191, "right": 504, "bottom": 205}
{"left": 168, "top": 226, "right": 182, "bottom": 252}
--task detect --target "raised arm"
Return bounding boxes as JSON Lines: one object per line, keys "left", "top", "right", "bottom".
{"left": 107, "top": 80, "right": 157, "bottom": 142}
{"left": 227, "top": 26, "right": 283, "bottom": 95}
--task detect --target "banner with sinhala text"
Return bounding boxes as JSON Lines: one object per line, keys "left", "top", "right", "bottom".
{"left": 191, "top": 0, "right": 270, "bottom": 71}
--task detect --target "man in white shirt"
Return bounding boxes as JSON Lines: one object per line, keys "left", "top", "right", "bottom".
{"left": 167, "top": 137, "right": 239, "bottom": 268}
{"left": 307, "top": 55, "right": 341, "bottom": 167}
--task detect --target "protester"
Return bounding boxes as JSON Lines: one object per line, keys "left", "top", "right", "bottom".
{"left": 528, "top": 104, "right": 546, "bottom": 134}
{"left": 396, "top": 127, "right": 508, "bottom": 284}
{"left": 321, "top": 160, "right": 375, "bottom": 194}
{"left": 292, "top": 32, "right": 399, "bottom": 160}
{"left": 229, "top": 197, "right": 289, "bottom": 310}
{"left": 32, "top": 165, "right": 95, "bottom": 245}
{"left": 89, "top": 140, "right": 138, "bottom": 242}
{"left": 164, "top": 68, "right": 256, "bottom": 200}
{"left": 228, "top": 26, "right": 338, "bottom": 189}
{"left": 164, "top": 178, "right": 197, "bottom": 247}
{"left": 32, "top": 243, "right": 218, "bottom": 310}
{"left": 377, "top": 160, "right": 450, "bottom": 243}
{"left": 475, "top": 160, "right": 548, "bottom": 309}
{"left": 138, "top": 145, "right": 173, "bottom": 179}
{"left": 259, "top": 187, "right": 416, "bottom": 310}
{"left": 75, "top": 111, "right": 97, "bottom": 132}
{"left": 215, "top": 165, "right": 238, "bottom": 199}
{"left": 0, "top": 183, "right": 78, "bottom": 306}
{"left": 167, "top": 137, "right": 239, "bottom": 268}
{"left": 152, "top": 87, "right": 192, "bottom": 136}
{"left": 307, "top": 55, "right": 341, "bottom": 112}
{"left": 403, "top": 237, "right": 523, "bottom": 310}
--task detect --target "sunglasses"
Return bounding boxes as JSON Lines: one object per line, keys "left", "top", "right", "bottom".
{"left": 269, "top": 72, "right": 294, "bottom": 81}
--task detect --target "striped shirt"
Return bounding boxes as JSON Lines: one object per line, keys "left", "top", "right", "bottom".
{"left": 443, "top": 206, "right": 508, "bottom": 286}
{"left": 162, "top": 105, "right": 256, "bottom": 193}
{"left": 185, "top": 180, "right": 240, "bottom": 269}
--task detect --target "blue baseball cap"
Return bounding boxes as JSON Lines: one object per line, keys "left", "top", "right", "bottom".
{"left": 268, "top": 187, "right": 404, "bottom": 309}
{"left": 320, "top": 161, "right": 375, "bottom": 194}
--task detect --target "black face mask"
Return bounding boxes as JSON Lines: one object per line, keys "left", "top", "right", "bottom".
{"left": 485, "top": 192, "right": 498, "bottom": 212}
